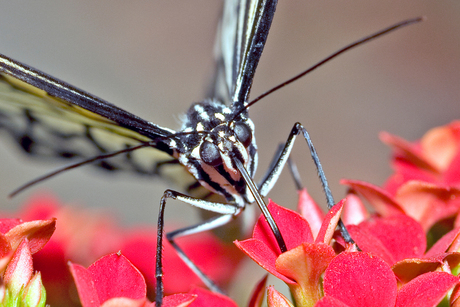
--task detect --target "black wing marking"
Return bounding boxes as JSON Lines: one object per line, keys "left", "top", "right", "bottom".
{"left": 210, "top": 0, "right": 278, "bottom": 107}
{"left": 0, "top": 54, "right": 200, "bottom": 191}
{"left": 0, "top": 54, "right": 174, "bottom": 140}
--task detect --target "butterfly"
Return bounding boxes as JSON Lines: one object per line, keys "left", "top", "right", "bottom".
{"left": 0, "top": 1, "right": 423, "bottom": 305}
{"left": 0, "top": 0, "right": 294, "bottom": 303}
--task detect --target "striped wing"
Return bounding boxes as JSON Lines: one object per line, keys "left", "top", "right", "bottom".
{"left": 210, "top": 0, "right": 278, "bottom": 107}
{"left": 0, "top": 0, "right": 279, "bottom": 196}
{"left": 0, "top": 54, "right": 197, "bottom": 190}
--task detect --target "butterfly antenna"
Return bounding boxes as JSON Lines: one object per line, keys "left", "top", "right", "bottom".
{"left": 9, "top": 143, "right": 155, "bottom": 198}
{"left": 233, "top": 158, "right": 287, "bottom": 252}
{"left": 230, "top": 16, "right": 425, "bottom": 121}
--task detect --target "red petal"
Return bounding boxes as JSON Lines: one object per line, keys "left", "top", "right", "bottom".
{"left": 347, "top": 224, "right": 395, "bottom": 264}
{"left": 323, "top": 252, "right": 397, "bottom": 307}
{"left": 160, "top": 294, "right": 196, "bottom": 307}
{"left": 341, "top": 193, "right": 368, "bottom": 226}
{"left": 420, "top": 121, "right": 460, "bottom": 172}
{"left": 315, "top": 296, "right": 351, "bottom": 307}
{"left": 234, "top": 239, "right": 293, "bottom": 283}
{"left": 348, "top": 215, "right": 425, "bottom": 265}
{"left": 267, "top": 286, "right": 293, "bottom": 307}
{"left": 297, "top": 189, "right": 324, "bottom": 238}
{"left": 88, "top": 253, "right": 146, "bottom": 302}
{"left": 253, "top": 201, "right": 313, "bottom": 254}
{"left": 247, "top": 275, "right": 268, "bottom": 307}
{"left": 392, "top": 254, "right": 460, "bottom": 284}
{"left": 380, "top": 131, "right": 438, "bottom": 173}
{"left": 4, "top": 240, "right": 33, "bottom": 294}
{"left": 395, "top": 181, "right": 460, "bottom": 231}
{"left": 100, "top": 297, "right": 147, "bottom": 307}
{"left": 6, "top": 219, "right": 56, "bottom": 254}
{"left": 0, "top": 232, "right": 12, "bottom": 259}
{"left": 384, "top": 160, "right": 436, "bottom": 195}
{"left": 69, "top": 262, "right": 100, "bottom": 307}
{"left": 452, "top": 284, "right": 460, "bottom": 306}
{"left": 444, "top": 150, "right": 460, "bottom": 185}
{"left": 425, "top": 227, "right": 460, "bottom": 257}
{"left": 315, "top": 200, "right": 344, "bottom": 244}
{"left": 341, "top": 180, "right": 405, "bottom": 216}
{"left": 276, "top": 243, "right": 335, "bottom": 305}
{"left": 188, "top": 287, "right": 237, "bottom": 307}
{"left": 395, "top": 272, "right": 459, "bottom": 307}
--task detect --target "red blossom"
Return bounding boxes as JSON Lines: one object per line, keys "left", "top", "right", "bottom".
{"left": 70, "top": 252, "right": 150, "bottom": 307}
{"left": 297, "top": 189, "right": 324, "bottom": 238}
{"left": 346, "top": 212, "right": 460, "bottom": 285}
{"left": 267, "top": 286, "right": 294, "bottom": 307}
{"left": 381, "top": 121, "right": 460, "bottom": 193}
{"left": 187, "top": 287, "right": 237, "bottom": 307}
{"left": 13, "top": 193, "right": 243, "bottom": 305}
{"left": 69, "top": 252, "right": 201, "bottom": 307}
{"left": 347, "top": 214, "right": 426, "bottom": 266}
{"left": 316, "top": 252, "right": 459, "bottom": 307}
{"left": 235, "top": 200, "right": 344, "bottom": 306}
{"left": 2, "top": 239, "right": 47, "bottom": 306}
{"left": 0, "top": 217, "right": 55, "bottom": 273}
{"left": 4, "top": 239, "right": 34, "bottom": 295}
{"left": 342, "top": 179, "right": 460, "bottom": 231}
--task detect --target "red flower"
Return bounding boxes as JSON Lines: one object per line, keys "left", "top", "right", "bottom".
{"left": 2, "top": 239, "right": 47, "bottom": 307}
{"left": 69, "top": 252, "right": 150, "bottom": 307}
{"left": 342, "top": 179, "right": 460, "bottom": 231}
{"left": 336, "top": 185, "right": 460, "bottom": 285}
{"left": 187, "top": 287, "right": 237, "bottom": 307}
{"left": 0, "top": 217, "right": 55, "bottom": 273}
{"left": 347, "top": 214, "right": 426, "bottom": 266}
{"left": 316, "top": 252, "right": 459, "bottom": 307}
{"left": 235, "top": 200, "right": 344, "bottom": 306}
{"left": 381, "top": 121, "right": 460, "bottom": 194}
{"left": 70, "top": 252, "right": 239, "bottom": 307}
{"left": 13, "top": 193, "right": 243, "bottom": 305}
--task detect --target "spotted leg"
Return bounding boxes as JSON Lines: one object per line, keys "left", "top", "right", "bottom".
{"left": 155, "top": 189, "right": 241, "bottom": 306}
{"left": 257, "top": 122, "right": 353, "bottom": 242}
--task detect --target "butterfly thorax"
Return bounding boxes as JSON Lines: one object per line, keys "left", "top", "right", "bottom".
{"left": 173, "top": 100, "right": 258, "bottom": 207}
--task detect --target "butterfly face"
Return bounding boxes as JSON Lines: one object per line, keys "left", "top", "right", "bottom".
{"left": 174, "top": 100, "right": 257, "bottom": 206}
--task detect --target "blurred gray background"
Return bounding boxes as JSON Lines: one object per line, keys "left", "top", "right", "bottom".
{"left": 0, "top": 1, "right": 458, "bottom": 228}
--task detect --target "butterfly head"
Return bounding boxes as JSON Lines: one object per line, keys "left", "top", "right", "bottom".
{"left": 199, "top": 120, "right": 253, "bottom": 172}
{"left": 178, "top": 100, "right": 258, "bottom": 205}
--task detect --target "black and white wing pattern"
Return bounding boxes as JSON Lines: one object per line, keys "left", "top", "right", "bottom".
{"left": 0, "top": 54, "right": 196, "bottom": 190}
{"left": 210, "top": 0, "right": 277, "bottom": 107}
{"left": 0, "top": 0, "right": 278, "bottom": 198}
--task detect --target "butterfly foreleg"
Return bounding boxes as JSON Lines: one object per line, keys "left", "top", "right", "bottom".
{"left": 257, "top": 122, "right": 352, "bottom": 242}
{"left": 155, "top": 189, "right": 241, "bottom": 306}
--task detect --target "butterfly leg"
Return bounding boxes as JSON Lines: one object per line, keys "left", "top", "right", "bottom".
{"left": 258, "top": 122, "right": 352, "bottom": 242}
{"left": 155, "top": 189, "right": 241, "bottom": 306}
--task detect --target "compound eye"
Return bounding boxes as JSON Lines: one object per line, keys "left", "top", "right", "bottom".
{"left": 200, "top": 141, "right": 223, "bottom": 166}
{"left": 234, "top": 122, "right": 252, "bottom": 147}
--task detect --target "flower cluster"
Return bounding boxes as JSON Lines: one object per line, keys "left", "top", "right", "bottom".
{"left": 2, "top": 121, "right": 460, "bottom": 306}
{"left": 0, "top": 218, "right": 55, "bottom": 306}
{"left": 233, "top": 121, "right": 460, "bottom": 306}
{"left": 3, "top": 194, "right": 243, "bottom": 306}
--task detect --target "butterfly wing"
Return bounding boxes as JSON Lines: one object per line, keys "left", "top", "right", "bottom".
{"left": 0, "top": 0, "right": 278, "bottom": 195}
{"left": 0, "top": 54, "right": 200, "bottom": 190}
{"left": 210, "top": 0, "right": 278, "bottom": 107}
